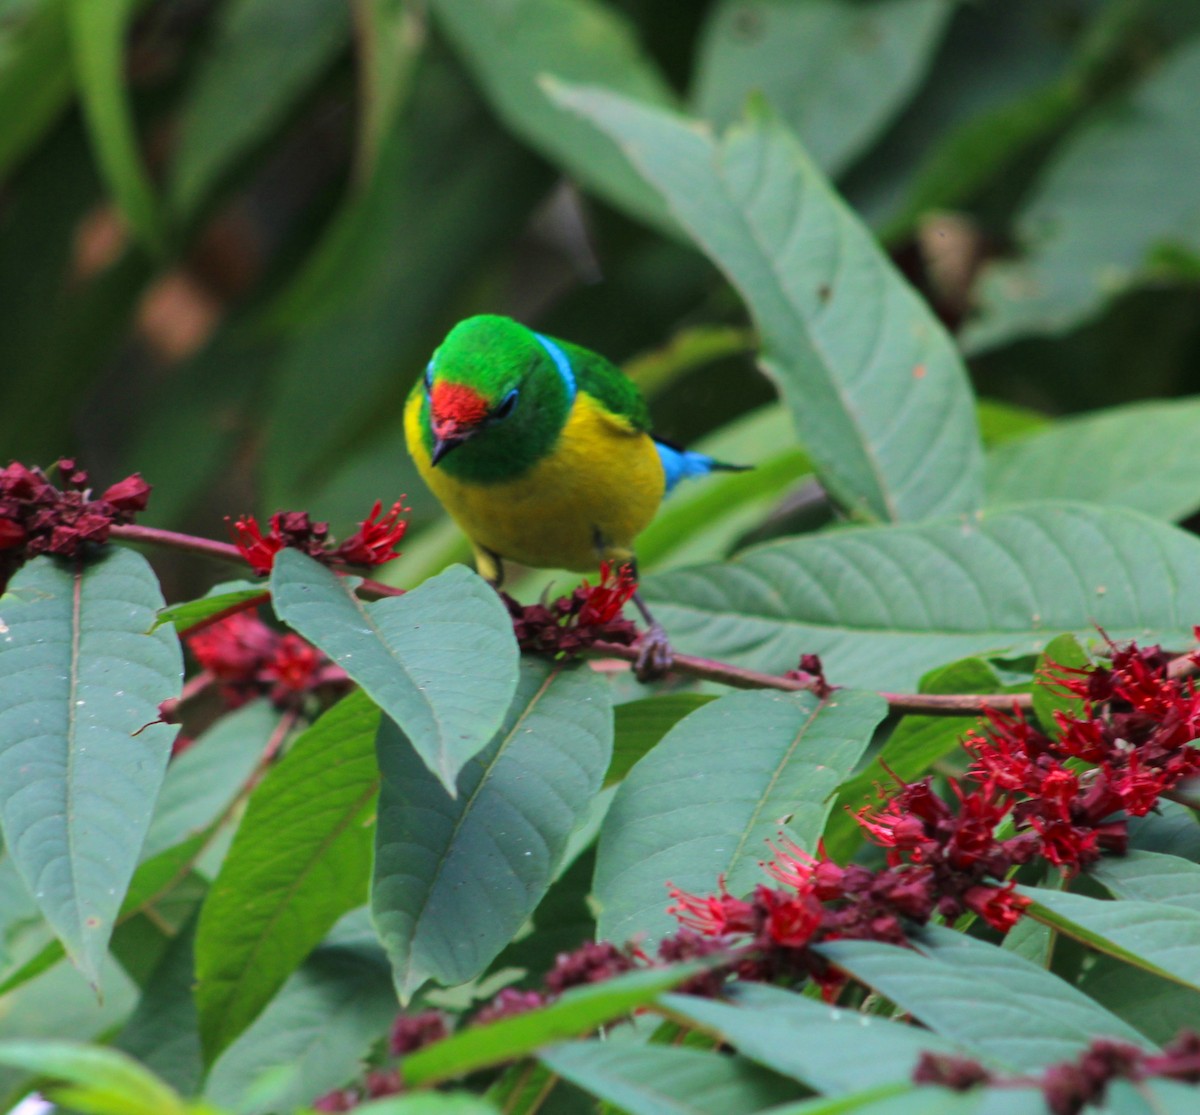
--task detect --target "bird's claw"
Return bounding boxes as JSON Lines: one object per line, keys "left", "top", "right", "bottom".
{"left": 634, "top": 621, "right": 674, "bottom": 683}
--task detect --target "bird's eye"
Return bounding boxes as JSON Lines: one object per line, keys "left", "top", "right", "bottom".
{"left": 423, "top": 361, "right": 435, "bottom": 393}
{"left": 494, "top": 389, "right": 519, "bottom": 420}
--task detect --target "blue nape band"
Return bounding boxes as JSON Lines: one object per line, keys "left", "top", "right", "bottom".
{"left": 533, "top": 333, "right": 577, "bottom": 403}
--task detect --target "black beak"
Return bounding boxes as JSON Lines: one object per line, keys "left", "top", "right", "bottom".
{"left": 431, "top": 435, "right": 466, "bottom": 466}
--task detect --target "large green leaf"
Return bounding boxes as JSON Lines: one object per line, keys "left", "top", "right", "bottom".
{"left": 0, "top": 0, "right": 74, "bottom": 177}
{"left": 169, "top": 0, "right": 351, "bottom": 215}
{"left": 552, "top": 84, "right": 983, "bottom": 524}
{"left": 401, "top": 964, "right": 703, "bottom": 1087}
{"left": 0, "top": 1039, "right": 186, "bottom": 1115}
{"left": 372, "top": 661, "right": 611, "bottom": 997}
{"left": 595, "top": 688, "right": 885, "bottom": 945}
{"left": 966, "top": 37, "right": 1200, "bottom": 351}
{"left": 540, "top": 1041, "right": 804, "bottom": 1115}
{"left": 844, "top": 926, "right": 1152, "bottom": 1063}
{"left": 0, "top": 550, "right": 181, "bottom": 983}
{"left": 1020, "top": 886, "right": 1200, "bottom": 992}
{"left": 429, "top": 0, "right": 676, "bottom": 231}
{"left": 608, "top": 693, "right": 714, "bottom": 787}
{"left": 142, "top": 699, "right": 279, "bottom": 862}
{"left": 65, "top": 0, "right": 163, "bottom": 252}
{"left": 205, "top": 910, "right": 397, "bottom": 1115}
{"left": 195, "top": 692, "right": 380, "bottom": 1061}
{"left": 692, "top": 0, "right": 951, "bottom": 177}
{"left": 987, "top": 398, "right": 1200, "bottom": 522}
{"left": 660, "top": 984, "right": 966, "bottom": 1094}
{"left": 1089, "top": 850, "right": 1200, "bottom": 913}
{"left": 270, "top": 553, "right": 519, "bottom": 792}
{"left": 643, "top": 502, "right": 1200, "bottom": 690}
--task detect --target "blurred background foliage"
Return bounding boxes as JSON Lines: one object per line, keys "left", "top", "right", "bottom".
{"left": 3, "top": 0, "right": 1200, "bottom": 601}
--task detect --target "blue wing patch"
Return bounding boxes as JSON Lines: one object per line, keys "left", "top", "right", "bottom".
{"left": 654, "top": 440, "right": 723, "bottom": 493}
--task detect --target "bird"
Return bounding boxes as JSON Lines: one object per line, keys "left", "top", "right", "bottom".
{"left": 404, "top": 314, "right": 746, "bottom": 678}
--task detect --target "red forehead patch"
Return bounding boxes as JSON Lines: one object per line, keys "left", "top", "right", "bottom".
{"left": 431, "top": 381, "right": 489, "bottom": 429}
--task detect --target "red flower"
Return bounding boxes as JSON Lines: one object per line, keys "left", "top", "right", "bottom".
{"left": 389, "top": 1010, "right": 449, "bottom": 1055}
{"left": 964, "top": 883, "right": 1030, "bottom": 933}
{"left": 666, "top": 877, "right": 754, "bottom": 937}
{"left": 577, "top": 560, "right": 638, "bottom": 627}
{"left": 101, "top": 473, "right": 152, "bottom": 513}
{"left": 229, "top": 515, "right": 285, "bottom": 575}
{"left": 758, "top": 886, "right": 822, "bottom": 947}
{"left": 332, "top": 500, "right": 408, "bottom": 566}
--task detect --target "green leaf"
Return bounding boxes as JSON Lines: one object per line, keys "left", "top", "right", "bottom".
{"left": 0, "top": 1039, "right": 186, "bottom": 1115}
{"left": 400, "top": 964, "right": 704, "bottom": 1087}
{"left": 595, "top": 688, "right": 885, "bottom": 945}
{"left": 1021, "top": 886, "right": 1200, "bottom": 992}
{"left": 1078, "top": 951, "right": 1200, "bottom": 1048}
{"left": 1088, "top": 851, "right": 1200, "bottom": 914}
{"left": 205, "top": 910, "right": 397, "bottom": 1115}
{"left": 693, "top": 0, "right": 951, "bottom": 176}
{"left": 1031, "top": 633, "right": 1088, "bottom": 734}
{"left": 0, "top": 0, "right": 74, "bottom": 178}
{"left": 551, "top": 84, "right": 983, "bottom": 524}
{"left": 763, "top": 1089, "right": 1004, "bottom": 1115}
{"left": 169, "top": 0, "right": 352, "bottom": 216}
{"left": 608, "top": 694, "right": 714, "bottom": 786}
{"left": 0, "top": 549, "right": 182, "bottom": 983}
{"left": 115, "top": 916, "right": 203, "bottom": 1097}
{"left": 1127, "top": 801, "right": 1200, "bottom": 863}
{"left": 354, "top": 0, "right": 426, "bottom": 179}
{"left": 965, "top": 37, "right": 1200, "bottom": 351}
{"left": 372, "top": 660, "right": 611, "bottom": 998}
{"left": 195, "top": 692, "right": 380, "bottom": 1061}
{"left": 355, "top": 1096, "right": 502, "bottom": 1115}
{"left": 976, "top": 400, "right": 1050, "bottom": 448}
{"left": 660, "top": 984, "right": 966, "bottom": 1093}
{"left": 824, "top": 657, "right": 1005, "bottom": 861}
{"left": 66, "top": 0, "right": 164, "bottom": 252}
{"left": 643, "top": 502, "right": 1200, "bottom": 690}
{"left": 540, "top": 1041, "right": 803, "bottom": 1115}
{"left": 822, "top": 930, "right": 1151, "bottom": 1067}
{"left": 270, "top": 553, "right": 519, "bottom": 792}
{"left": 142, "top": 699, "right": 279, "bottom": 862}
{"left": 428, "top": 0, "right": 676, "bottom": 231}
{"left": 987, "top": 398, "right": 1200, "bottom": 522}
{"left": 154, "top": 581, "right": 267, "bottom": 634}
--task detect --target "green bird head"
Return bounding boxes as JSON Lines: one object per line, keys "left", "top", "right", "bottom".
{"left": 420, "top": 314, "right": 575, "bottom": 481}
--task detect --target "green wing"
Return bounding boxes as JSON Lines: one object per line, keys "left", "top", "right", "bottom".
{"left": 557, "top": 337, "right": 652, "bottom": 433}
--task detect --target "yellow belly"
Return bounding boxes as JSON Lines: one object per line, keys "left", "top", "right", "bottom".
{"left": 405, "top": 391, "right": 665, "bottom": 576}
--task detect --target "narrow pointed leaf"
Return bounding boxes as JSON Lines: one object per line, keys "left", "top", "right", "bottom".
{"left": 401, "top": 964, "right": 705, "bottom": 1087}
{"left": 552, "top": 83, "right": 983, "bottom": 523}
{"left": 817, "top": 935, "right": 1150, "bottom": 1069}
{"left": 1023, "top": 886, "right": 1200, "bottom": 991}
{"left": 66, "top": 0, "right": 164, "bottom": 252}
{"left": 153, "top": 581, "right": 268, "bottom": 633}
{"left": 595, "top": 688, "right": 885, "bottom": 945}
{"left": 372, "top": 660, "right": 611, "bottom": 997}
{"left": 195, "top": 692, "right": 381, "bottom": 1062}
{"left": 643, "top": 503, "right": 1200, "bottom": 689}
{"left": 0, "top": 0, "right": 74, "bottom": 178}
{"left": 660, "top": 984, "right": 967, "bottom": 1093}
{"left": 270, "top": 553, "right": 519, "bottom": 792}
{"left": 540, "top": 1041, "right": 803, "bottom": 1115}
{"left": 0, "top": 550, "right": 181, "bottom": 982}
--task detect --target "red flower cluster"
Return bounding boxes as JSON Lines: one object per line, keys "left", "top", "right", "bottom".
{"left": 504, "top": 561, "right": 639, "bottom": 656}
{"left": 915, "top": 1031, "right": 1200, "bottom": 1115}
{"left": 187, "top": 610, "right": 348, "bottom": 709}
{"left": 0, "top": 459, "right": 150, "bottom": 589}
{"left": 230, "top": 500, "right": 408, "bottom": 575}
{"left": 964, "top": 641, "right": 1200, "bottom": 870}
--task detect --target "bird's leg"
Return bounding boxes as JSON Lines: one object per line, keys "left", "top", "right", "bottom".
{"left": 631, "top": 587, "right": 674, "bottom": 683}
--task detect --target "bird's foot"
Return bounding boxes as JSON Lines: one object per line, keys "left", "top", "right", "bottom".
{"left": 634, "top": 621, "right": 674, "bottom": 683}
